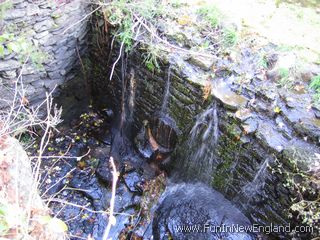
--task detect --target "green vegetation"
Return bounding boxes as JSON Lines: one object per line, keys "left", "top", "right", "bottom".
{"left": 279, "top": 67, "right": 289, "bottom": 79}
{"left": 0, "top": 1, "right": 12, "bottom": 20}
{"left": 197, "top": 5, "right": 221, "bottom": 28}
{"left": 19, "top": 132, "right": 34, "bottom": 146}
{"left": 103, "top": 0, "right": 164, "bottom": 51}
{"left": 310, "top": 75, "right": 320, "bottom": 103}
{"left": 103, "top": 0, "right": 239, "bottom": 72}
{"left": 277, "top": 67, "right": 295, "bottom": 89}
{"left": 103, "top": 0, "right": 169, "bottom": 73}
{"left": 170, "top": 0, "right": 185, "bottom": 8}
{"left": 197, "top": 4, "right": 238, "bottom": 47}
{"left": 272, "top": 148, "right": 320, "bottom": 234}
{"left": 0, "top": 205, "right": 9, "bottom": 236}
{"left": 223, "top": 27, "right": 237, "bottom": 46}
{"left": 141, "top": 44, "right": 162, "bottom": 73}
{"left": 0, "top": 32, "right": 48, "bottom": 69}
{"left": 0, "top": 1, "right": 47, "bottom": 68}
{"left": 278, "top": 0, "right": 320, "bottom": 8}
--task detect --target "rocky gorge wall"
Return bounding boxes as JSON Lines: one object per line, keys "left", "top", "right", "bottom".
{"left": 90, "top": 20, "right": 320, "bottom": 238}
{"left": 0, "top": 0, "right": 90, "bottom": 110}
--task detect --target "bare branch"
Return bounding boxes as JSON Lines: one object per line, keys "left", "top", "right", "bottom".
{"left": 102, "top": 157, "right": 119, "bottom": 240}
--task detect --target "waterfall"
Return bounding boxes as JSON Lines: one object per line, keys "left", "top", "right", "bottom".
{"left": 190, "top": 101, "right": 219, "bottom": 145}
{"left": 160, "top": 66, "right": 171, "bottom": 113}
{"left": 128, "top": 69, "right": 136, "bottom": 122}
{"left": 111, "top": 53, "right": 137, "bottom": 162}
{"left": 119, "top": 50, "right": 128, "bottom": 134}
{"left": 241, "top": 158, "right": 270, "bottom": 198}
{"left": 174, "top": 101, "right": 219, "bottom": 182}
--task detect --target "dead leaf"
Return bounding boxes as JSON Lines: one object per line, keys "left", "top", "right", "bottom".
{"left": 21, "top": 96, "right": 29, "bottom": 106}
{"left": 294, "top": 84, "right": 305, "bottom": 93}
{"left": 178, "top": 15, "right": 191, "bottom": 25}
{"left": 274, "top": 106, "right": 281, "bottom": 114}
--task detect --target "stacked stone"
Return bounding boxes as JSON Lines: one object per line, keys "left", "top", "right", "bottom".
{"left": 0, "top": 0, "right": 90, "bottom": 109}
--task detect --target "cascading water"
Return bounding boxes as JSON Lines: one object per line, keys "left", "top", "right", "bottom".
{"left": 160, "top": 66, "right": 171, "bottom": 113}
{"left": 134, "top": 66, "right": 179, "bottom": 164}
{"left": 128, "top": 68, "right": 136, "bottom": 123}
{"left": 118, "top": 50, "right": 128, "bottom": 134}
{"left": 174, "top": 100, "right": 219, "bottom": 182}
{"left": 110, "top": 52, "right": 138, "bottom": 162}
{"left": 241, "top": 158, "right": 270, "bottom": 198}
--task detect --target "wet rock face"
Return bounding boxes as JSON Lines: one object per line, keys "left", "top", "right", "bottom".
{"left": 150, "top": 113, "right": 179, "bottom": 150}
{"left": 29, "top": 109, "right": 166, "bottom": 240}
{"left": 135, "top": 113, "right": 179, "bottom": 165}
{"left": 211, "top": 78, "right": 248, "bottom": 110}
{"left": 92, "top": 11, "right": 320, "bottom": 238}
{"left": 153, "top": 183, "right": 254, "bottom": 240}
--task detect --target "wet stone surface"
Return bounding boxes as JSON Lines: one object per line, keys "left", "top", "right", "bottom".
{"left": 153, "top": 183, "right": 255, "bottom": 240}
{"left": 28, "top": 108, "right": 166, "bottom": 240}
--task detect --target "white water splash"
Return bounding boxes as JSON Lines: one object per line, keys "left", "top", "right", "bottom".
{"left": 161, "top": 67, "right": 171, "bottom": 113}
{"left": 128, "top": 69, "right": 136, "bottom": 121}
{"left": 180, "top": 101, "right": 219, "bottom": 182}
{"left": 242, "top": 158, "right": 270, "bottom": 197}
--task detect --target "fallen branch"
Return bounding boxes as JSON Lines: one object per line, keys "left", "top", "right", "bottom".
{"left": 102, "top": 157, "right": 118, "bottom": 240}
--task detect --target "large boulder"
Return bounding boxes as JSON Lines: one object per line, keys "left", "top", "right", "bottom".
{"left": 0, "top": 136, "right": 65, "bottom": 239}
{"left": 153, "top": 183, "right": 254, "bottom": 240}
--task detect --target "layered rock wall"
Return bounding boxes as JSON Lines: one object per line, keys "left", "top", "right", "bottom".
{"left": 0, "top": 0, "right": 90, "bottom": 109}
{"left": 90, "top": 11, "right": 320, "bottom": 239}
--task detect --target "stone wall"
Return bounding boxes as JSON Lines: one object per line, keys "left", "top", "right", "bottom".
{"left": 90, "top": 12, "right": 320, "bottom": 239}
{"left": 0, "top": 0, "right": 90, "bottom": 109}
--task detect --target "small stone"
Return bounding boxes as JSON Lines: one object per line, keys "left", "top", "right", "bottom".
{"left": 285, "top": 96, "right": 295, "bottom": 108}
{"left": 312, "top": 106, "right": 320, "bottom": 119}
{"left": 26, "top": 4, "right": 40, "bottom": 16}
{"left": 12, "top": 0, "right": 25, "bottom": 3}
{"left": 188, "top": 54, "right": 215, "bottom": 71}
{"left": 1, "top": 70, "right": 17, "bottom": 79}
{"left": 265, "top": 52, "right": 278, "bottom": 69}
{"left": 235, "top": 108, "right": 252, "bottom": 121}
{"left": 0, "top": 60, "right": 20, "bottom": 71}
{"left": 45, "top": 178, "right": 52, "bottom": 184}
{"left": 242, "top": 118, "right": 259, "bottom": 134}
{"left": 96, "top": 160, "right": 113, "bottom": 185}
{"left": 34, "top": 19, "right": 54, "bottom": 32}
{"left": 211, "top": 79, "right": 248, "bottom": 111}
{"left": 266, "top": 69, "right": 280, "bottom": 82}
{"left": 255, "top": 122, "right": 288, "bottom": 153}
{"left": 44, "top": 78, "right": 64, "bottom": 90}
{"left": 240, "top": 135, "right": 251, "bottom": 144}
{"left": 123, "top": 171, "right": 144, "bottom": 194}
{"left": 34, "top": 30, "right": 49, "bottom": 40}
{"left": 4, "top": 9, "right": 25, "bottom": 20}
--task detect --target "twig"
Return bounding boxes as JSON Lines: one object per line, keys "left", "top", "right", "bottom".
{"left": 109, "top": 40, "right": 125, "bottom": 81}
{"left": 62, "top": 6, "right": 102, "bottom": 34}
{"left": 132, "top": 14, "right": 216, "bottom": 59}
{"left": 109, "top": 21, "right": 140, "bottom": 81}
{"left": 40, "top": 168, "right": 76, "bottom": 198}
{"left": 46, "top": 198, "right": 132, "bottom": 217}
{"left": 29, "top": 147, "right": 91, "bottom": 160}
{"left": 102, "top": 157, "right": 118, "bottom": 240}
